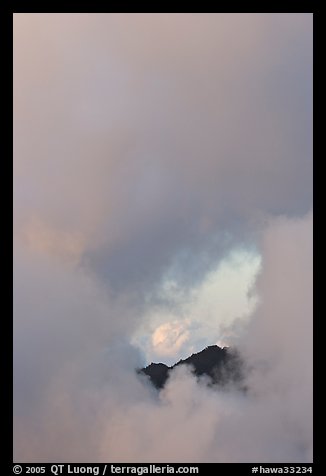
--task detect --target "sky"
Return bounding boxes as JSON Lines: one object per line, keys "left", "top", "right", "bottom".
{"left": 13, "top": 13, "right": 313, "bottom": 463}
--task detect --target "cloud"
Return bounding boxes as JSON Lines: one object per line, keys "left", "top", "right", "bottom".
{"left": 99, "top": 212, "right": 312, "bottom": 463}
{"left": 133, "top": 247, "right": 261, "bottom": 364}
{"left": 13, "top": 13, "right": 312, "bottom": 463}
{"left": 14, "top": 212, "right": 312, "bottom": 463}
{"left": 151, "top": 320, "right": 191, "bottom": 358}
{"left": 14, "top": 13, "right": 312, "bottom": 292}
{"left": 19, "top": 216, "right": 86, "bottom": 264}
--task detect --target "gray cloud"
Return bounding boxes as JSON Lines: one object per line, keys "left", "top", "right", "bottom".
{"left": 13, "top": 212, "right": 313, "bottom": 463}
{"left": 13, "top": 14, "right": 312, "bottom": 462}
{"left": 14, "top": 13, "right": 312, "bottom": 291}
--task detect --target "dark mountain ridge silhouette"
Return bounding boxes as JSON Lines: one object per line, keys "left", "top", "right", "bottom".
{"left": 139, "top": 345, "right": 244, "bottom": 389}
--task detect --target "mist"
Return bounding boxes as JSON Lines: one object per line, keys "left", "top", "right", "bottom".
{"left": 13, "top": 13, "right": 312, "bottom": 462}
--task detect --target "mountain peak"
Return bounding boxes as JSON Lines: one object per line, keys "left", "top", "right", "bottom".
{"left": 139, "top": 345, "right": 243, "bottom": 389}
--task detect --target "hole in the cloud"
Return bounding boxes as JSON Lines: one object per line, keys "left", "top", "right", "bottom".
{"left": 132, "top": 247, "right": 261, "bottom": 366}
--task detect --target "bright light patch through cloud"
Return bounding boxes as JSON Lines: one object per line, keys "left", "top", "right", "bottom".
{"left": 133, "top": 247, "right": 261, "bottom": 365}
{"left": 151, "top": 320, "right": 191, "bottom": 358}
